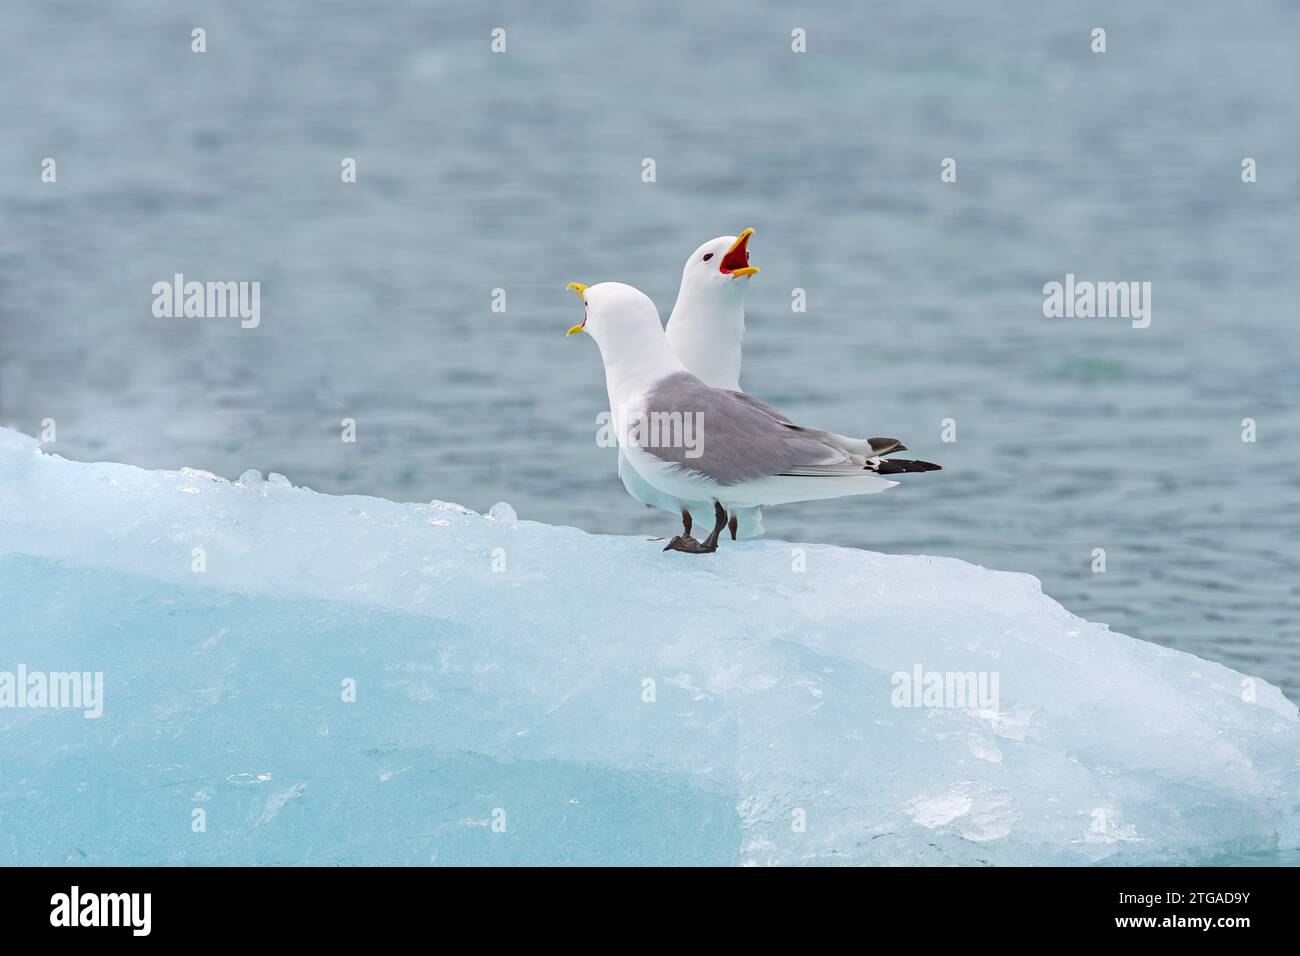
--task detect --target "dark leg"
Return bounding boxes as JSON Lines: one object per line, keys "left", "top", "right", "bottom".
{"left": 728, "top": 513, "right": 738, "bottom": 541}
{"left": 699, "top": 502, "right": 728, "bottom": 550}
{"left": 664, "top": 502, "right": 729, "bottom": 555}
{"left": 663, "top": 508, "right": 702, "bottom": 553}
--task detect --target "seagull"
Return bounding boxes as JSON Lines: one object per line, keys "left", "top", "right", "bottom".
{"left": 566, "top": 282, "right": 940, "bottom": 554}
{"left": 664, "top": 228, "right": 759, "bottom": 391}
{"left": 617, "top": 230, "right": 763, "bottom": 542}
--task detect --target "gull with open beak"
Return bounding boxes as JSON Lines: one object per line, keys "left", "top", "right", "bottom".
{"left": 566, "top": 282, "right": 940, "bottom": 555}
{"left": 614, "top": 230, "right": 766, "bottom": 542}
{"left": 664, "top": 228, "right": 759, "bottom": 392}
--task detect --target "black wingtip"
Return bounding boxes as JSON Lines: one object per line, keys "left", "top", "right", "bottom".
{"left": 870, "top": 458, "right": 942, "bottom": 475}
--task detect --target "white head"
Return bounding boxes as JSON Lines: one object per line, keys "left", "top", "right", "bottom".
{"left": 664, "top": 228, "right": 759, "bottom": 391}
{"left": 675, "top": 228, "right": 760, "bottom": 303}
{"left": 565, "top": 281, "right": 682, "bottom": 379}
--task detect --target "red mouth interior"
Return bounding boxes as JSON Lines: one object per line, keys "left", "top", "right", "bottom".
{"left": 719, "top": 234, "right": 751, "bottom": 274}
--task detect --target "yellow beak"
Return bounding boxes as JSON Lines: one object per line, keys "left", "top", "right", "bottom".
{"left": 566, "top": 282, "right": 588, "bottom": 336}
{"left": 721, "top": 229, "right": 760, "bottom": 278}
{"left": 727, "top": 228, "right": 754, "bottom": 252}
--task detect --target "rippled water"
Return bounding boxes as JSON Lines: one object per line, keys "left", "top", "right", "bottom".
{"left": 1, "top": 1, "right": 1297, "bottom": 698}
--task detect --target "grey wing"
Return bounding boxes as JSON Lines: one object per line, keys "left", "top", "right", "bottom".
{"left": 725, "top": 388, "right": 862, "bottom": 449}
{"left": 642, "top": 373, "right": 863, "bottom": 485}
{"left": 721, "top": 389, "right": 794, "bottom": 425}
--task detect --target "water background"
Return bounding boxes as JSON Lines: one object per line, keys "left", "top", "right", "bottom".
{"left": 1, "top": 1, "right": 1297, "bottom": 698}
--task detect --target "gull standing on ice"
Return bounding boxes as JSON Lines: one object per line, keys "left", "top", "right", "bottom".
{"left": 566, "top": 282, "right": 941, "bottom": 554}
{"left": 617, "top": 229, "right": 764, "bottom": 541}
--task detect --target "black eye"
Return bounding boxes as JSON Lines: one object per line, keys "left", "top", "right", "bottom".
{"left": 702, "top": 253, "right": 713, "bottom": 261}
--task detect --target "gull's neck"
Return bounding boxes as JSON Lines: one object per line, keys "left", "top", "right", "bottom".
{"left": 595, "top": 321, "right": 687, "bottom": 410}
{"left": 665, "top": 287, "right": 745, "bottom": 391}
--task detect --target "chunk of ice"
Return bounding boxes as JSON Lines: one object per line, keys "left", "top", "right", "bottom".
{"left": 0, "top": 426, "right": 1295, "bottom": 866}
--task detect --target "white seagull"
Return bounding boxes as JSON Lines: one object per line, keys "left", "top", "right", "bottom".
{"left": 566, "top": 282, "right": 940, "bottom": 554}
{"left": 617, "top": 229, "right": 763, "bottom": 541}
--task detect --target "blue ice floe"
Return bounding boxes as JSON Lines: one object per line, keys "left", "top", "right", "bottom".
{"left": 0, "top": 426, "right": 1296, "bottom": 865}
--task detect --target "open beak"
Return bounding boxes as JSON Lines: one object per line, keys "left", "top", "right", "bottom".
{"left": 565, "top": 282, "right": 588, "bottom": 335}
{"left": 719, "top": 228, "right": 759, "bottom": 278}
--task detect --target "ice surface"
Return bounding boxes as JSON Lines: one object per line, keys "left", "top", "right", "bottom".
{"left": 0, "top": 426, "right": 1296, "bottom": 866}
